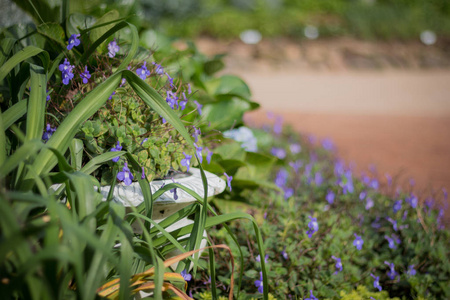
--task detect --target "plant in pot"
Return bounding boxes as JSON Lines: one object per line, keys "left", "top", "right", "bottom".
{"left": 0, "top": 7, "right": 269, "bottom": 299}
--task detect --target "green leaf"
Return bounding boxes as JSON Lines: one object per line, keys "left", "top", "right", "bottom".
{"left": 0, "top": 46, "right": 43, "bottom": 83}
{"left": 89, "top": 10, "right": 120, "bottom": 52}
{"left": 0, "top": 38, "right": 16, "bottom": 67}
{"left": 204, "top": 75, "right": 252, "bottom": 99}
{"left": 66, "top": 13, "right": 96, "bottom": 37}
{"left": 69, "top": 139, "right": 84, "bottom": 170}
{"left": 26, "top": 64, "right": 47, "bottom": 142}
{"left": 234, "top": 152, "right": 276, "bottom": 181}
{"left": 201, "top": 97, "right": 252, "bottom": 131}
{"left": 37, "top": 23, "right": 66, "bottom": 46}
{"left": 1, "top": 100, "right": 27, "bottom": 130}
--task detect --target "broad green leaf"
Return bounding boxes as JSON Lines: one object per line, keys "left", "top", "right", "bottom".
{"left": 66, "top": 13, "right": 96, "bottom": 37}
{"left": 80, "top": 151, "right": 126, "bottom": 175}
{"left": 26, "top": 64, "right": 46, "bottom": 142}
{"left": 89, "top": 10, "right": 120, "bottom": 52}
{"left": 204, "top": 75, "right": 252, "bottom": 99}
{"left": 0, "top": 139, "right": 43, "bottom": 178}
{"left": 0, "top": 38, "right": 16, "bottom": 67}
{"left": 2, "top": 100, "right": 27, "bottom": 129}
{"left": 0, "top": 46, "right": 43, "bottom": 82}
{"left": 37, "top": 22, "right": 66, "bottom": 46}
{"left": 201, "top": 97, "right": 252, "bottom": 131}
{"left": 234, "top": 152, "right": 276, "bottom": 180}
{"left": 0, "top": 110, "right": 6, "bottom": 166}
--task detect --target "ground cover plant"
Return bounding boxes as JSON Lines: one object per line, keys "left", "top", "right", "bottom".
{"left": 0, "top": 3, "right": 271, "bottom": 299}
{"left": 192, "top": 119, "right": 450, "bottom": 299}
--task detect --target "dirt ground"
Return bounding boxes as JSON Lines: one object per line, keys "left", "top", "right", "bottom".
{"left": 196, "top": 37, "right": 450, "bottom": 211}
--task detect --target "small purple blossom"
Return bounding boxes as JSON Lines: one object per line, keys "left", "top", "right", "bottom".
{"left": 136, "top": 62, "right": 150, "bottom": 80}
{"left": 152, "top": 62, "right": 164, "bottom": 75}
{"left": 181, "top": 270, "right": 192, "bottom": 281}
{"left": 165, "top": 72, "right": 175, "bottom": 88}
{"left": 370, "top": 273, "right": 382, "bottom": 291}
{"left": 80, "top": 66, "right": 91, "bottom": 84}
{"left": 110, "top": 141, "right": 122, "bottom": 162}
{"left": 271, "top": 147, "right": 286, "bottom": 159}
{"left": 305, "top": 290, "right": 318, "bottom": 300}
{"left": 59, "top": 58, "right": 74, "bottom": 85}
{"left": 289, "top": 160, "right": 303, "bottom": 173}
{"left": 370, "top": 179, "right": 379, "bottom": 190}
{"left": 224, "top": 172, "right": 233, "bottom": 192}
{"left": 322, "top": 138, "right": 335, "bottom": 151}
{"left": 387, "top": 217, "right": 398, "bottom": 231}
{"left": 275, "top": 168, "right": 289, "bottom": 188}
{"left": 255, "top": 254, "right": 269, "bottom": 263}
{"left": 384, "top": 261, "right": 398, "bottom": 280}
{"left": 108, "top": 91, "right": 116, "bottom": 100}
{"left": 332, "top": 255, "right": 343, "bottom": 274}
{"left": 181, "top": 152, "right": 192, "bottom": 172}
{"left": 393, "top": 200, "right": 402, "bottom": 213}
{"left": 384, "top": 234, "right": 400, "bottom": 249}
{"left": 193, "top": 100, "right": 202, "bottom": 115}
{"left": 107, "top": 39, "right": 120, "bottom": 58}
{"left": 281, "top": 248, "right": 288, "bottom": 260}
{"left": 385, "top": 173, "right": 392, "bottom": 186}
{"left": 353, "top": 233, "right": 364, "bottom": 250}
{"left": 141, "top": 166, "right": 145, "bottom": 180}
{"left": 283, "top": 187, "right": 294, "bottom": 200}
{"left": 254, "top": 272, "right": 264, "bottom": 294}
{"left": 42, "top": 123, "right": 56, "bottom": 142}
{"left": 179, "top": 92, "right": 188, "bottom": 110}
{"left": 314, "top": 172, "right": 323, "bottom": 186}
{"left": 371, "top": 216, "right": 381, "bottom": 229}
{"left": 407, "top": 265, "right": 416, "bottom": 277}
{"left": 365, "top": 197, "right": 374, "bottom": 210}
{"left": 117, "top": 163, "right": 133, "bottom": 186}
{"left": 67, "top": 34, "right": 80, "bottom": 50}
{"left": 205, "top": 147, "right": 213, "bottom": 164}
{"left": 194, "top": 143, "right": 203, "bottom": 163}
{"left": 166, "top": 91, "right": 178, "bottom": 109}
{"left": 170, "top": 178, "right": 178, "bottom": 200}
{"left": 306, "top": 216, "right": 319, "bottom": 238}
{"left": 273, "top": 116, "right": 283, "bottom": 136}
{"left": 359, "top": 191, "right": 367, "bottom": 201}
{"left": 290, "top": 143, "right": 301, "bottom": 154}
{"left": 326, "top": 190, "right": 335, "bottom": 204}
{"left": 192, "top": 126, "right": 201, "bottom": 143}
{"left": 406, "top": 193, "right": 418, "bottom": 208}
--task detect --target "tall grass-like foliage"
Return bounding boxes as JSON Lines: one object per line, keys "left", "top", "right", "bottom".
{"left": 0, "top": 2, "right": 268, "bottom": 299}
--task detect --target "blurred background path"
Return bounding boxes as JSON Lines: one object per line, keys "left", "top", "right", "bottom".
{"left": 198, "top": 38, "right": 450, "bottom": 198}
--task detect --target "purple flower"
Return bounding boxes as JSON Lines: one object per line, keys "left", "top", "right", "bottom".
{"left": 254, "top": 272, "right": 264, "bottom": 294}
{"left": 152, "top": 62, "right": 164, "bottom": 75}
{"left": 322, "top": 138, "right": 335, "bottom": 151}
{"left": 407, "top": 265, "right": 416, "bottom": 277}
{"left": 370, "top": 273, "right": 382, "bottom": 291}
{"left": 194, "top": 143, "right": 203, "bottom": 163}
{"left": 67, "top": 34, "right": 80, "bottom": 50}
{"left": 353, "top": 233, "right": 364, "bottom": 250}
{"left": 170, "top": 178, "right": 178, "bottom": 200}
{"left": 306, "top": 216, "right": 319, "bottom": 238}
{"left": 281, "top": 248, "right": 288, "bottom": 260}
{"left": 181, "top": 152, "right": 192, "bottom": 172}
{"left": 181, "top": 270, "right": 192, "bottom": 281}
{"left": 59, "top": 58, "right": 74, "bottom": 85}
{"left": 187, "top": 83, "right": 192, "bottom": 94}
{"left": 193, "top": 100, "right": 202, "bottom": 115}
{"left": 80, "top": 66, "right": 91, "bottom": 84}
{"left": 108, "top": 91, "right": 116, "bottom": 100}
{"left": 385, "top": 173, "right": 392, "bottom": 186}
{"left": 179, "top": 92, "right": 188, "bottom": 110}
{"left": 371, "top": 217, "right": 381, "bottom": 229}
{"left": 42, "top": 123, "right": 56, "bottom": 142}
{"left": 340, "top": 171, "right": 354, "bottom": 194}
{"left": 166, "top": 91, "right": 178, "bottom": 109}
{"left": 273, "top": 116, "right": 283, "bottom": 136}
{"left": 393, "top": 200, "right": 402, "bottom": 213}
{"left": 370, "top": 179, "right": 379, "bottom": 190}
{"left": 255, "top": 254, "right": 269, "bottom": 263}
{"left": 384, "top": 261, "right": 398, "bottom": 280}
{"left": 359, "top": 191, "right": 367, "bottom": 201}
{"left": 192, "top": 126, "right": 201, "bottom": 143}
{"left": 165, "top": 72, "right": 175, "bottom": 88}
{"left": 290, "top": 143, "right": 301, "bottom": 154}
{"left": 326, "top": 190, "right": 335, "bottom": 204}
{"left": 107, "top": 39, "right": 120, "bottom": 58}
{"left": 387, "top": 217, "right": 398, "bottom": 231}
{"left": 283, "top": 187, "right": 294, "bottom": 200}
{"left": 271, "top": 147, "right": 286, "bottom": 159}
{"left": 46, "top": 89, "right": 50, "bottom": 102}
{"left": 365, "top": 197, "right": 374, "bottom": 210}
{"left": 141, "top": 166, "right": 146, "bottom": 180}
{"left": 224, "top": 172, "right": 233, "bottom": 192}
{"left": 205, "top": 147, "right": 213, "bottom": 164}
{"left": 117, "top": 163, "right": 134, "bottom": 185}
{"left": 384, "top": 234, "right": 400, "bottom": 249}
{"left": 332, "top": 255, "right": 343, "bottom": 274}
{"left": 110, "top": 141, "right": 122, "bottom": 162}
{"left": 289, "top": 160, "right": 303, "bottom": 173}
{"left": 136, "top": 62, "right": 150, "bottom": 80}
{"left": 314, "top": 172, "right": 323, "bottom": 186}
{"left": 305, "top": 290, "right": 318, "bottom": 300}
{"left": 275, "top": 168, "right": 289, "bottom": 188}
{"left": 406, "top": 193, "right": 418, "bottom": 208}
